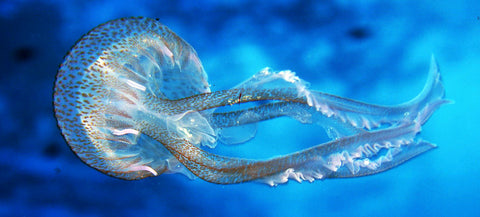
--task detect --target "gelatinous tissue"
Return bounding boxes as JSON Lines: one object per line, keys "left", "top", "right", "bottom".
{"left": 54, "top": 17, "right": 448, "bottom": 186}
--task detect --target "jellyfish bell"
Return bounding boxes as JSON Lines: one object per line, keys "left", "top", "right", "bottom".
{"left": 54, "top": 17, "right": 210, "bottom": 179}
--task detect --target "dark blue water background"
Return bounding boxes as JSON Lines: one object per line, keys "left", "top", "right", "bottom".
{"left": 1, "top": 0, "right": 478, "bottom": 216}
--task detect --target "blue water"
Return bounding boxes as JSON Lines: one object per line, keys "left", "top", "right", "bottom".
{"left": 1, "top": 0, "right": 479, "bottom": 216}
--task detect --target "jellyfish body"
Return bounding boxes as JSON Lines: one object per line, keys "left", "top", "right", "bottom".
{"left": 54, "top": 17, "right": 209, "bottom": 179}
{"left": 54, "top": 17, "right": 447, "bottom": 185}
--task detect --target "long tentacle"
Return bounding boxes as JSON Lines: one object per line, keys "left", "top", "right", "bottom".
{"left": 209, "top": 101, "right": 364, "bottom": 138}
{"left": 153, "top": 121, "right": 431, "bottom": 185}
{"left": 144, "top": 97, "right": 445, "bottom": 185}
{"left": 156, "top": 57, "right": 445, "bottom": 132}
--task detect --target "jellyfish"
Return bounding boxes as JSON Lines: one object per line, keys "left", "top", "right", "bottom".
{"left": 53, "top": 17, "right": 448, "bottom": 186}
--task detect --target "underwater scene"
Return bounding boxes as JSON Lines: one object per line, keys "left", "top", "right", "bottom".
{"left": 1, "top": 0, "right": 479, "bottom": 216}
